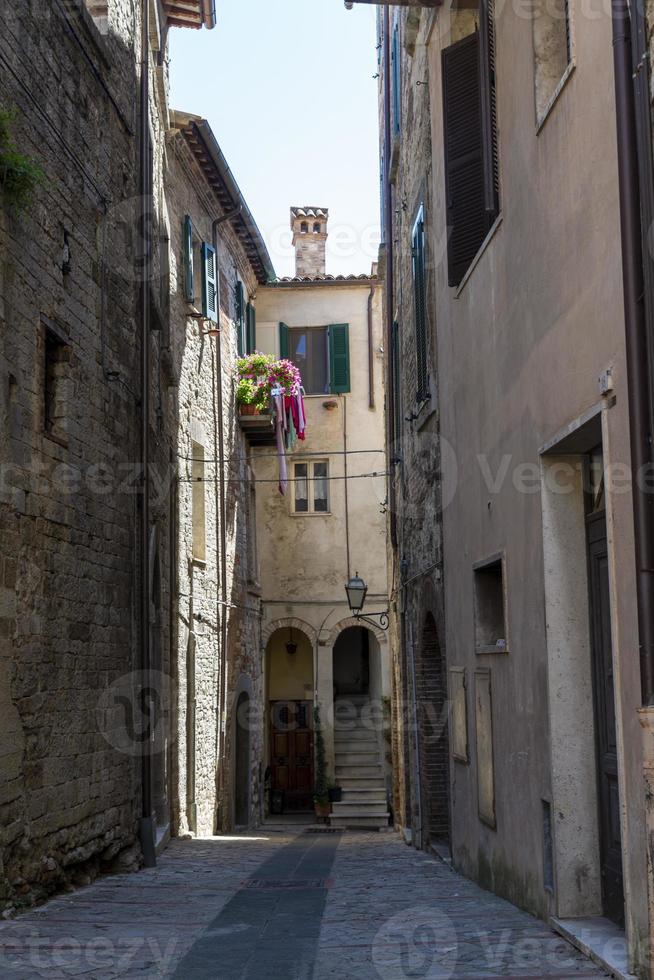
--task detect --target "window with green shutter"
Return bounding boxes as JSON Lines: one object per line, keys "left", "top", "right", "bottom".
{"left": 328, "top": 323, "right": 350, "bottom": 394}
{"left": 246, "top": 303, "right": 256, "bottom": 354}
{"left": 391, "top": 320, "right": 402, "bottom": 448}
{"left": 282, "top": 322, "right": 350, "bottom": 395}
{"left": 412, "top": 209, "right": 428, "bottom": 401}
{"left": 201, "top": 243, "right": 217, "bottom": 323}
{"left": 183, "top": 215, "right": 194, "bottom": 304}
{"left": 236, "top": 282, "right": 245, "bottom": 356}
{"left": 279, "top": 322, "right": 290, "bottom": 359}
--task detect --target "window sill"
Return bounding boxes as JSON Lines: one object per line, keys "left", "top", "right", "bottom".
{"left": 476, "top": 644, "right": 509, "bottom": 656}
{"left": 290, "top": 511, "right": 332, "bottom": 518}
{"left": 536, "top": 62, "right": 575, "bottom": 135}
{"left": 455, "top": 214, "right": 503, "bottom": 298}
{"left": 192, "top": 557, "right": 206, "bottom": 569}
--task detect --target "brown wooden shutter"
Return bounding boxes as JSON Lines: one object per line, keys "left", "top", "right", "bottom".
{"left": 479, "top": 0, "right": 500, "bottom": 219}
{"left": 442, "top": 33, "right": 488, "bottom": 287}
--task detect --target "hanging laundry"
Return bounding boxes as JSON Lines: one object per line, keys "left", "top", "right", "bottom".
{"left": 272, "top": 391, "right": 287, "bottom": 495}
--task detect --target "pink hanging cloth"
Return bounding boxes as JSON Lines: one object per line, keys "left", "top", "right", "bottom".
{"left": 273, "top": 393, "right": 288, "bottom": 495}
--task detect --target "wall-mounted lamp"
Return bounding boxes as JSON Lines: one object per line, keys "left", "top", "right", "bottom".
{"left": 345, "top": 572, "right": 389, "bottom": 630}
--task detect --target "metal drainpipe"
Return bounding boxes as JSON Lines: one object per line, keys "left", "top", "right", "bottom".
{"left": 138, "top": 0, "right": 155, "bottom": 869}
{"left": 612, "top": 0, "right": 654, "bottom": 704}
{"left": 211, "top": 214, "right": 231, "bottom": 832}
{"left": 382, "top": 7, "right": 397, "bottom": 543}
{"left": 368, "top": 283, "right": 376, "bottom": 410}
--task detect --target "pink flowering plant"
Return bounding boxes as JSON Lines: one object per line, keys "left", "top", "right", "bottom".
{"left": 236, "top": 353, "right": 302, "bottom": 411}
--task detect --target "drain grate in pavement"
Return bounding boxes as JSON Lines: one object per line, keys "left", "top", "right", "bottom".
{"left": 303, "top": 827, "right": 342, "bottom": 834}
{"left": 240, "top": 878, "right": 333, "bottom": 891}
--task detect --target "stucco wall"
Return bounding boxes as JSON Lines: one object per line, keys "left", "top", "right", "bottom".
{"left": 421, "top": 0, "right": 646, "bottom": 947}
{"left": 254, "top": 282, "right": 390, "bottom": 782}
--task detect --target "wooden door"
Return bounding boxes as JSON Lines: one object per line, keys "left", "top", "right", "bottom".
{"left": 270, "top": 700, "right": 313, "bottom": 811}
{"left": 586, "top": 500, "right": 624, "bottom": 926}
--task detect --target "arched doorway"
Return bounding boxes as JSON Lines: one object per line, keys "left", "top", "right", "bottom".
{"left": 234, "top": 691, "right": 250, "bottom": 827}
{"left": 419, "top": 613, "right": 450, "bottom": 843}
{"left": 265, "top": 626, "right": 314, "bottom": 813}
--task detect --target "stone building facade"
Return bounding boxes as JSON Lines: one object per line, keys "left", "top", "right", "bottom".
{"left": 0, "top": 0, "right": 267, "bottom": 912}
{"left": 370, "top": 0, "right": 654, "bottom": 974}
{"left": 166, "top": 113, "right": 274, "bottom": 835}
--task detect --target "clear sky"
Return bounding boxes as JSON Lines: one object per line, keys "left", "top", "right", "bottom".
{"left": 168, "top": 0, "right": 380, "bottom": 279}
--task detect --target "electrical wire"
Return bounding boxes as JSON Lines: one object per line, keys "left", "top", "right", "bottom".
{"left": 177, "top": 470, "right": 390, "bottom": 485}
{"left": 177, "top": 448, "right": 386, "bottom": 463}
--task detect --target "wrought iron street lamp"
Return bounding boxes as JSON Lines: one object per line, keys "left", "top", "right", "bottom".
{"left": 345, "top": 572, "right": 389, "bottom": 630}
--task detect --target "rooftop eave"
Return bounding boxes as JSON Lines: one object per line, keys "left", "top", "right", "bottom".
{"left": 164, "top": 0, "right": 216, "bottom": 30}
{"left": 172, "top": 111, "right": 276, "bottom": 285}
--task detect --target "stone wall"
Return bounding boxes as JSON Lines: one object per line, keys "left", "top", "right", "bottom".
{"left": 379, "top": 7, "right": 448, "bottom": 850}
{"left": 165, "top": 131, "right": 264, "bottom": 836}
{"left": 0, "top": 0, "right": 142, "bottom": 911}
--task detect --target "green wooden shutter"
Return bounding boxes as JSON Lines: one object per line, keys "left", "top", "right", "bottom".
{"left": 392, "top": 21, "right": 401, "bottom": 137}
{"left": 201, "top": 243, "right": 218, "bottom": 323}
{"left": 412, "top": 210, "right": 428, "bottom": 401}
{"left": 279, "top": 322, "right": 290, "bottom": 359}
{"left": 329, "top": 323, "right": 350, "bottom": 394}
{"left": 246, "top": 303, "right": 257, "bottom": 354}
{"left": 183, "top": 215, "right": 194, "bottom": 303}
{"left": 236, "top": 282, "right": 245, "bottom": 356}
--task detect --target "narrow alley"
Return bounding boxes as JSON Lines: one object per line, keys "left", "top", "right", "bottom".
{"left": 5, "top": 0, "right": 654, "bottom": 977}
{"left": 0, "top": 828, "right": 611, "bottom": 979}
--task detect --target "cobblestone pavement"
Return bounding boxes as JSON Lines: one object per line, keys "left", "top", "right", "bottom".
{"left": 0, "top": 827, "right": 609, "bottom": 979}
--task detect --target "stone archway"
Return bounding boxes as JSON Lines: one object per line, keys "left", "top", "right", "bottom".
{"left": 265, "top": 625, "right": 315, "bottom": 813}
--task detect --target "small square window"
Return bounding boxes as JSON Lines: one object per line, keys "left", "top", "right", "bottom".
{"left": 292, "top": 460, "right": 330, "bottom": 515}
{"left": 191, "top": 441, "right": 206, "bottom": 563}
{"left": 473, "top": 554, "right": 508, "bottom": 654}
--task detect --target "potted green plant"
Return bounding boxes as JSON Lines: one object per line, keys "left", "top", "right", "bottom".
{"left": 235, "top": 353, "right": 303, "bottom": 416}
{"left": 0, "top": 108, "right": 43, "bottom": 211}
{"left": 235, "top": 352, "right": 274, "bottom": 415}
{"left": 313, "top": 705, "right": 330, "bottom": 820}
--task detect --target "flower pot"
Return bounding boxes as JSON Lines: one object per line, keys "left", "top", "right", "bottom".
{"left": 328, "top": 787, "right": 342, "bottom": 803}
{"left": 314, "top": 801, "right": 331, "bottom": 821}
{"left": 239, "top": 404, "right": 260, "bottom": 416}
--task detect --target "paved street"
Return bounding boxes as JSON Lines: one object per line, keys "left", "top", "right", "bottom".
{"left": 0, "top": 827, "right": 609, "bottom": 979}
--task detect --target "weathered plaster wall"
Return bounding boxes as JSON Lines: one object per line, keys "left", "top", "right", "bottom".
{"left": 423, "top": 0, "right": 647, "bottom": 945}
{"left": 254, "top": 282, "right": 389, "bottom": 783}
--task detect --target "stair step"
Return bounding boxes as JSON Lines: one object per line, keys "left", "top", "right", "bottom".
{"left": 334, "top": 752, "right": 380, "bottom": 765}
{"left": 332, "top": 803, "right": 389, "bottom": 817}
{"left": 334, "top": 730, "right": 379, "bottom": 741}
{"left": 338, "top": 772, "right": 386, "bottom": 790}
{"left": 329, "top": 814, "right": 390, "bottom": 829}
{"left": 341, "top": 790, "right": 387, "bottom": 803}
{"left": 336, "top": 766, "right": 383, "bottom": 778}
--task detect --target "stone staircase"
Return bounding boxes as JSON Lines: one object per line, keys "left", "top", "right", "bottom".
{"left": 330, "top": 697, "right": 390, "bottom": 830}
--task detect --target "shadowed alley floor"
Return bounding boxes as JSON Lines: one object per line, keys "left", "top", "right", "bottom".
{"left": 0, "top": 828, "right": 611, "bottom": 978}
